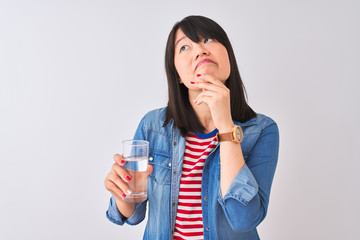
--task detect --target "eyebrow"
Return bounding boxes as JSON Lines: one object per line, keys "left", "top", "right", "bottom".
{"left": 174, "top": 36, "right": 186, "bottom": 48}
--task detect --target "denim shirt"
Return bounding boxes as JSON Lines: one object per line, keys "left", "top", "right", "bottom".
{"left": 106, "top": 107, "right": 279, "bottom": 240}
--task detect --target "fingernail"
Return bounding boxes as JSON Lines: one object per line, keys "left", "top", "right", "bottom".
{"left": 121, "top": 193, "right": 126, "bottom": 198}
{"left": 190, "top": 81, "right": 195, "bottom": 84}
{"left": 125, "top": 176, "right": 131, "bottom": 182}
{"left": 196, "top": 74, "right": 201, "bottom": 77}
{"left": 120, "top": 160, "right": 125, "bottom": 165}
{"left": 127, "top": 190, "right": 132, "bottom": 195}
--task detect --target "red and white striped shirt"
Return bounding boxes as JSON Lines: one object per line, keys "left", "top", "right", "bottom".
{"left": 173, "top": 131, "right": 218, "bottom": 240}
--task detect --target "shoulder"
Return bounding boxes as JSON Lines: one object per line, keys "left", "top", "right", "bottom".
{"left": 141, "top": 107, "right": 167, "bottom": 124}
{"left": 236, "top": 113, "right": 279, "bottom": 155}
{"left": 138, "top": 107, "right": 171, "bottom": 136}
{"left": 253, "top": 113, "right": 278, "bottom": 129}
{"left": 235, "top": 113, "right": 279, "bottom": 135}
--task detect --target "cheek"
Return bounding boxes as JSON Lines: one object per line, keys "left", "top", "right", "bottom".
{"left": 174, "top": 57, "right": 183, "bottom": 73}
{"left": 224, "top": 58, "right": 231, "bottom": 75}
{"left": 175, "top": 59, "right": 190, "bottom": 78}
{"left": 218, "top": 49, "right": 231, "bottom": 78}
{"left": 219, "top": 49, "right": 231, "bottom": 81}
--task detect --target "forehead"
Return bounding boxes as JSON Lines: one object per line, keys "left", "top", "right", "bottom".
{"left": 174, "top": 26, "right": 215, "bottom": 46}
{"left": 174, "top": 28, "right": 187, "bottom": 46}
{"left": 175, "top": 28, "right": 185, "bottom": 39}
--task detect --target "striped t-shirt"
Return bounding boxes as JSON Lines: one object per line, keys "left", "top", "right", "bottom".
{"left": 173, "top": 129, "right": 218, "bottom": 240}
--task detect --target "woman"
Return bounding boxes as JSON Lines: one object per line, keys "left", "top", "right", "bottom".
{"left": 105, "top": 15, "right": 279, "bottom": 240}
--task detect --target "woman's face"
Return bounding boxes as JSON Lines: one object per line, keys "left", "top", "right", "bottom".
{"left": 174, "top": 28, "right": 231, "bottom": 88}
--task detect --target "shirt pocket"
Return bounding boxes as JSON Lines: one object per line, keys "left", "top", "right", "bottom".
{"left": 148, "top": 150, "right": 171, "bottom": 185}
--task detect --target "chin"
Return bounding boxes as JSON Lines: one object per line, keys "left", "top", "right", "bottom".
{"left": 201, "top": 68, "right": 216, "bottom": 76}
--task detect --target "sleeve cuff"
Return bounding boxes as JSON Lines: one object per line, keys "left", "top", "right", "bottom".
{"left": 218, "top": 163, "right": 259, "bottom": 206}
{"left": 106, "top": 196, "right": 147, "bottom": 226}
{"left": 106, "top": 196, "right": 126, "bottom": 225}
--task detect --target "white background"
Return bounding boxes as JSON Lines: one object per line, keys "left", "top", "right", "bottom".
{"left": 1, "top": 0, "right": 359, "bottom": 239}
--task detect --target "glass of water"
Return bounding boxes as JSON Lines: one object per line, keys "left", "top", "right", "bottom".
{"left": 122, "top": 140, "right": 149, "bottom": 203}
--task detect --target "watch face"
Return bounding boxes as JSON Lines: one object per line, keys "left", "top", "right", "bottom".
{"left": 235, "top": 126, "right": 242, "bottom": 140}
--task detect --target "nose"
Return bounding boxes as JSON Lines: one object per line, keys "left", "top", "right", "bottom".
{"left": 194, "top": 43, "right": 209, "bottom": 60}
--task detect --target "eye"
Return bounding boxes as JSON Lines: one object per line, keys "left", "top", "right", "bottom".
{"left": 204, "top": 38, "right": 214, "bottom": 43}
{"left": 180, "top": 45, "right": 189, "bottom": 52}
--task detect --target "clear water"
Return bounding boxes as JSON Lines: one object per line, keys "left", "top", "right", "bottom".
{"left": 123, "top": 156, "right": 148, "bottom": 202}
{"left": 124, "top": 156, "right": 148, "bottom": 171}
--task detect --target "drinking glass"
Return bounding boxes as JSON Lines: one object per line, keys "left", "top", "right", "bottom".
{"left": 122, "top": 140, "right": 149, "bottom": 202}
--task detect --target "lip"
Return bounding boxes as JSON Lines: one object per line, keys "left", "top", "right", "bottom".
{"left": 195, "top": 58, "right": 215, "bottom": 70}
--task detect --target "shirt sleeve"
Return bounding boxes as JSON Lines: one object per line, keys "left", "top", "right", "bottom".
{"left": 106, "top": 195, "right": 147, "bottom": 226}
{"left": 105, "top": 115, "right": 148, "bottom": 226}
{"left": 217, "top": 121, "right": 279, "bottom": 232}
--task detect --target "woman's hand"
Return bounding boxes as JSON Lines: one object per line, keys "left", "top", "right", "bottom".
{"left": 104, "top": 154, "right": 153, "bottom": 201}
{"left": 192, "top": 74, "right": 234, "bottom": 132}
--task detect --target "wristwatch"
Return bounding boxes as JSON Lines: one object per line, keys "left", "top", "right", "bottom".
{"left": 216, "top": 125, "right": 243, "bottom": 143}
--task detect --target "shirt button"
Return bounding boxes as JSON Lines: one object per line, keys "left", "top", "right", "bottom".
{"left": 205, "top": 226, "right": 210, "bottom": 231}
{"left": 204, "top": 196, "right": 208, "bottom": 201}
{"left": 173, "top": 141, "right": 177, "bottom": 146}
{"left": 168, "top": 162, "right": 171, "bottom": 167}
{"left": 172, "top": 202, "right": 176, "bottom": 207}
{"left": 173, "top": 171, "right": 177, "bottom": 175}
{"left": 149, "top": 157, "right": 153, "bottom": 161}
{"left": 206, "top": 165, "right": 210, "bottom": 169}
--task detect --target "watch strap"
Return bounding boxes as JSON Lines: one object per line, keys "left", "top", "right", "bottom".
{"left": 216, "top": 132, "right": 233, "bottom": 142}
{"left": 215, "top": 125, "right": 243, "bottom": 143}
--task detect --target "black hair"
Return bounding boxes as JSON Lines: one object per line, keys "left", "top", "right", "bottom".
{"left": 163, "top": 15, "right": 256, "bottom": 137}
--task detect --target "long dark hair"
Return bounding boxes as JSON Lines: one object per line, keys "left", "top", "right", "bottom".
{"left": 163, "top": 15, "right": 256, "bottom": 137}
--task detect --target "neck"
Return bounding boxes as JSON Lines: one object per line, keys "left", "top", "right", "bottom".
{"left": 189, "top": 91, "right": 216, "bottom": 133}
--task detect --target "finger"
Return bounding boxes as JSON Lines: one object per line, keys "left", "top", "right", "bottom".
{"left": 107, "top": 181, "right": 127, "bottom": 200}
{"left": 113, "top": 154, "right": 126, "bottom": 166}
{"left": 193, "top": 81, "right": 224, "bottom": 92}
{"left": 112, "top": 163, "right": 132, "bottom": 183}
{"left": 192, "top": 78, "right": 228, "bottom": 94}
{"left": 194, "top": 90, "right": 215, "bottom": 99}
{"left": 196, "top": 74, "right": 227, "bottom": 88}
{"left": 193, "top": 91, "right": 217, "bottom": 104}
{"left": 193, "top": 84, "right": 229, "bottom": 102}
{"left": 194, "top": 95, "right": 212, "bottom": 106}
{"left": 147, "top": 164, "right": 154, "bottom": 175}
{"left": 108, "top": 170, "right": 133, "bottom": 195}
{"left": 105, "top": 174, "right": 127, "bottom": 198}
